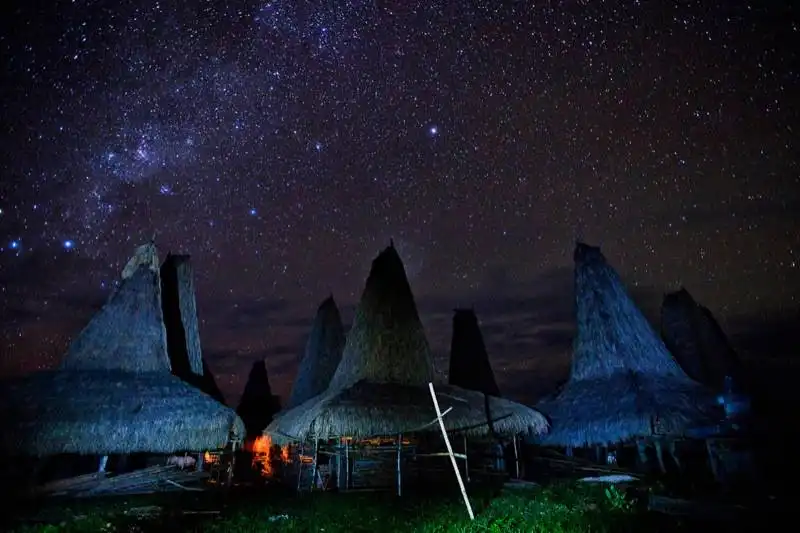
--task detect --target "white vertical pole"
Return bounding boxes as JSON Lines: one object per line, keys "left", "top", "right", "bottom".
{"left": 428, "top": 382, "right": 475, "bottom": 520}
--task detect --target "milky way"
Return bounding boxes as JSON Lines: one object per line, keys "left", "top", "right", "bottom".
{"left": 1, "top": 1, "right": 798, "bottom": 406}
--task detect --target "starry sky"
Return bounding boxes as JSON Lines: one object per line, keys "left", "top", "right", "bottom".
{"left": 1, "top": 1, "right": 798, "bottom": 408}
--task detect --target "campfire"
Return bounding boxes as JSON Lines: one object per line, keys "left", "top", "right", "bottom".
{"left": 247, "top": 435, "right": 292, "bottom": 477}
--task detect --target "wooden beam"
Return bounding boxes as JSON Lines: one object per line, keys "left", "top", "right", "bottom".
{"left": 311, "top": 439, "right": 320, "bottom": 490}
{"left": 428, "top": 382, "right": 474, "bottom": 520}
{"left": 396, "top": 433, "right": 402, "bottom": 496}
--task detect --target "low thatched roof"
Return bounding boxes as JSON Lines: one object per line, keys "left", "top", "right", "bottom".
{"left": 0, "top": 370, "right": 245, "bottom": 457}
{"left": 237, "top": 360, "right": 282, "bottom": 439}
{"left": 661, "top": 288, "right": 742, "bottom": 390}
{"left": 161, "top": 253, "right": 204, "bottom": 378}
{"left": 536, "top": 243, "right": 720, "bottom": 447}
{"left": 287, "top": 296, "right": 345, "bottom": 409}
{"left": 268, "top": 381, "right": 545, "bottom": 442}
{"left": 448, "top": 308, "right": 501, "bottom": 397}
{"left": 61, "top": 246, "right": 171, "bottom": 373}
{"left": 267, "top": 243, "right": 548, "bottom": 442}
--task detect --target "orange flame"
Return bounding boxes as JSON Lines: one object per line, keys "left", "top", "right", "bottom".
{"left": 250, "top": 435, "right": 274, "bottom": 476}
{"left": 203, "top": 451, "right": 218, "bottom": 464}
{"left": 246, "top": 436, "right": 294, "bottom": 477}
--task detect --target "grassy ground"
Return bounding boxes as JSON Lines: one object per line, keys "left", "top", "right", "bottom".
{"left": 6, "top": 480, "right": 758, "bottom": 533}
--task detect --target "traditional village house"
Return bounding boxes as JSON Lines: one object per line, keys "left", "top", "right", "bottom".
{"left": 266, "top": 243, "right": 548, "bottom": 494}
{"left": 448, "top": 309, "right": 519, "bottom": 478}
{"left": 0, "top": 242, "right": 245, "bottom": 492}
{"left": 535, "top": 243, "right": 721, "bottom": 474}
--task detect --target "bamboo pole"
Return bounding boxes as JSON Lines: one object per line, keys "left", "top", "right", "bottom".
{"left": 512, "top": 436, "right": 520, "bottom": 479}
{"left": 463, "top": 435, "right": 470, "bottom": 483}
{"left": 396, "top": 433, "right": 403, "bottom": 496}
{"left": 428, "top": 382, "right": 474, "bottom": 520}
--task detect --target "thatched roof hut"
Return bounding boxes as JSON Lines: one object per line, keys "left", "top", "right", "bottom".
{"left": 448, "top": 308, "right": 501, "bottom": 397}
{"left": 0, "top": 370, "right": 245, "bottom": 456}
{"left": 536, "top": 243, "right": 720, "bottom": 448}
{"left": 661, "top": 288, "right": 742, "bottom": 390}
{"left": 61, "top": 244, "right": 171, "bottom": 373}
{"left": 2, "top": 243, "right": 245, "bottom": 456}
{"left": 267, "top": 244, "right": 548, "bottom": 442}
{"left": 237, "top": 360, "right": 282, "bottom": 439}
{"left": 287, "top": 296, "right": 345, "bottom": 409}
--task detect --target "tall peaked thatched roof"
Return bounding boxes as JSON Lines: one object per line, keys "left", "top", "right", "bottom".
{"left": 327, "top": 244, "right": 437, "bottom": 390}
{"left": 661, "top": 288, "right": 742, "bottom": 390}
{"left": 0, "top": 370, "right": 245, "bottom": 457}
{"left": 448, "top": 309, "right": 501, "bottom": 397}
{"left": 570, "top": 243, "right": 689, "bottom": 380}
{"left": 267, "top": 244, "right": 549, "bottom": 442}
{"left": 536, "top": 242, "right": 720, "bottom": 448}
{"left": 159, "top": 253, "right": 227, "bottom": 402}
{"left": 61, "top": 243, "right": 171, "bottom": 373}
{"left": 287, "top": 296, "right": 345, "bottom": 409}
{"left": 237, "top": 360, "right": 281, "bottom": 439}
{"left": 161, "top": 253, "right": 204, "bottom": 378}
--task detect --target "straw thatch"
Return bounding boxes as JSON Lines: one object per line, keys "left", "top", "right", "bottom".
{"left": 61, "top": 261, "right": 171, "bottom": 373}
{"left": 0, "top": 370, "right": 245, "bottom": 457}
{"left": 237, "top": 360, "right": 282, "bottom": 438}
{"left": 269, "top": 381, "right": 546, "bottom": 442}
{"left": 5, "top": 242, "right": 247, "bottom": 457}
{"left": 448, "top": 308, "right": 501, "bottom": 397}
{"left": 161, "top": 253, "right": 204, "bottom": 378}
{"left": 327, "top": 245, "right": 437, "bottom": 390}
{"left": 287, "top": 296, "right": 345, "bottom": 409}
{"left": 536, "top": 243, "right": 720, "bottom": 447}
{"left": 160, "top": 253, "right": 228, "bottom": 403}
{"left": 661, "top": 288, "right": 742, "bottom": 390}
{"left": 267, "top": 243, "right": 548, "bottom": 442}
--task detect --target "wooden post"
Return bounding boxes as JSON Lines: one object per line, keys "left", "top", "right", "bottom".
{"left": 337, "top": 439, "right": 343, "bottom": 490}
{"left": 98, "top": 455, "right": 109, "bottom": 473}
{"left": 296, "top": 442, "right": 305, "bottom": 491}
{"left": 227, "top": 440, "right": 238, "bottom": 489}
{"left": 462, "top": 435, "right": 470, "bottom": 483}
{"left": 196, "top": 452, "right": 205, "bottom": 471}
{"left": 344, "top": 439, "right": 350, "bottom": 490}
{"left": 512, "top": 437, "right": 520, "bottom": 479}
{"left": 428, "top": 382, "right": 475, "bottom": 520}
{"left": 654, "top": 439, "right": 667, "bottom": 474}
{"left": 311, "top": 439, "right": 320, "bottom": 490}
{"left": 396, "top": 433, "right": 403, "bottom": 496}
{"left": 706, "top": 438, "right": 720, "bottom": 482}
{"left": 636, "top": 439, "right": 649, "bottom": 470}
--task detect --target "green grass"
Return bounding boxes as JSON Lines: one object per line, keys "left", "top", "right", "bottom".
{"left": 5, "top": 482, "right": 704, "bottom": 533}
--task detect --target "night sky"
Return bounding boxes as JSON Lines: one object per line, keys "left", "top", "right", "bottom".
{"left": 1, "top": 1, "right": 798, "bottom": 408}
